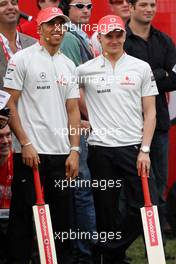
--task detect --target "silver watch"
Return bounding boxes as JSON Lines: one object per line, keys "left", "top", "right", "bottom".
{"left": 140, "top": 145, "right": 150, "bottom": 153}
{"left": 70, "top": 146, "right": 80, "bottom": 154}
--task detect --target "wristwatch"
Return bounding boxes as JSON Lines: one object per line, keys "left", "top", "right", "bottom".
{"left": 140, "top": 145, "right": 150, "bottom": 153}
{"left": 70, "top": 146, "right": 80, "bottom": 154}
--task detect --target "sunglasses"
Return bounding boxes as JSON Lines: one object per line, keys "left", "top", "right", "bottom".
{"left": 69, "top": 3, "right": 92, "bottom": 10}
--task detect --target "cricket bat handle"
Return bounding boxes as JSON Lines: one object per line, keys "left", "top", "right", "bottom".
{"left": 33, "top": 167, "right": 45, "bottom": 205}
{"left": 141, "top": 173, "right": 152, "bottom": 207}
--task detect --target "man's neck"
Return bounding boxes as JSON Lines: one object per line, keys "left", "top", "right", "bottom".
{"left": 42, "top": 43, "right": 60, "bottom": 56}
{"left": 104, "top": 51, "right": 124, "bottom": 69}
{"left": 0, "top": 24, "right": 18, "bottom": 53}
{"left": 129, "top": 19, "right": 151, "bottom": 41}
{"left": 0, "top": 24, "right": 17, "bottom": 42}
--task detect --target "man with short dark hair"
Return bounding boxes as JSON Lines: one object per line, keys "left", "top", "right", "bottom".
{"left": 0, "top": 0, "right": 36, "bottom": 89}
{"left": 0, "top": 122, "right": 12, "bottom": 208}
{"left": 124, "top": 0, "right": 176, "bottom": 237}
{"left": 4, "top": 7, "right": 80, "bottom": 264}
{"left": 0, "top": 91, "right": 12, "bottom": 263}
{"left": 0, "top": 121, "right": 13, "bottom": 261}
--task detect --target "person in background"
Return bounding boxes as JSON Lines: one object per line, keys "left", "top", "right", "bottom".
{"left": 37, "top": 0, "right": 60, "bottom": 9}
{"left": 0, "top": 107, "right": 12, "bottom": 211}
{"left": 124, "top": 0, "right": 176, "bottom": 241}
{"left": 91, "top": 0, "right": 130, "bottom": 55}
{"left": 109, "top": 0, "right": 130, "bottom": 22}
{"left": 59, "top": 1, "right": 96, "bottom": 263}
{"left": 0, "top": 103, "right": 12, "bottom": 263}
{"left": 0, "top": 0, "right": 36, "bottom": 90}
{"left": 18, "top": 0, "right": 60, "bottom": 39}
{"left": 4, "top": 7, "right": 80, "bottom": 264}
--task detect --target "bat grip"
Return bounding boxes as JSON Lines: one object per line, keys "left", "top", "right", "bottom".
{"left": 141, "top": 174, "right": 152, "bottom": 207}
{"left": 33, "top": 167, "right": 45, "bottom": 205}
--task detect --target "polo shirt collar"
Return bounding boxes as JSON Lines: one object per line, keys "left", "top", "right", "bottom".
{"left": 99, "top": 52, "right": 126, "bottom": 68}
{"left": 37, "top": 42, "right": 61, "bottom": 56}
{"left": 126, "top": 22, "right": 159, "bottom": 38}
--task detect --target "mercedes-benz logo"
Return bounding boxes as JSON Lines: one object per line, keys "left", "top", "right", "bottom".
{"left": 40, "top": 72, "right": 46, "bottom": 79}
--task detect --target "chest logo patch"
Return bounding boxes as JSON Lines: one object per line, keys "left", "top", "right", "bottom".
{"left": 40, "top": 72, "right": 46, "bottom": 79}
{"left": 56, "top": 74, "right": 67, "bottom": 86}
{"left": 120, "top": 75, "right": 135, "bottom": 86}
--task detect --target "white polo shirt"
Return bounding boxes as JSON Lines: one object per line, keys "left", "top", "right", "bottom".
{"left": 4, "top": 43, "right": 80, "bottom": 154}
{"left": 77, "top": 53, "right": 158, "bottom": 147}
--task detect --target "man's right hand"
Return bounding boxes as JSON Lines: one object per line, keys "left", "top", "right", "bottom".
{"left": 21, "top": 144, "right": 40, "bottom": 168}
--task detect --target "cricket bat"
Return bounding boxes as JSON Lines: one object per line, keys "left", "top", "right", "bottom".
{"left": 33, "top": 167, "right": 58, "bottom": 264}
{"left": 140, "top": 172, "right": 166, "bottom": 264}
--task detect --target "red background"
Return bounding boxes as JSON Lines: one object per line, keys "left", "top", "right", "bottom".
{"left": 18, "top": 0, "right": 176, "bottom": 190}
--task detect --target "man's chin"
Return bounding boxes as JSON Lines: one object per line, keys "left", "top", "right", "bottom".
{"left": 142, "top": 18, "right": 153, "bottom": 25}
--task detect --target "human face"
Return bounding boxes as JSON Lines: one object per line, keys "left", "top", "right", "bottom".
{"left": 38, "top": 0, "right": 60, "bottom": 9}
{"left": 39, "top": 17, "right": 66, "bottom": 47}
{"left": 110, "top": 0, "right": 130, "bottom": 23}
{"left": 0, "top": 125, "right": 12, "bottom": 160}
{"left": 0, "top": 0, "right": 19, "bottom": 25}
{"left": 68, "top": 0, "right": 92, "bottom": 25}
{"left": 98, "top": 30, "right": 126, "bottom": 56}
{"left": 130, "top": 0, "right": 157, "bottom": 25}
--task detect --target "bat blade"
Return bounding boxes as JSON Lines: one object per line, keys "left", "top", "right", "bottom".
{"left": 141, "top": 205, "right": 166, "bottom": 264}
{"left": 33, "top": 204, "right": 57, "bottom": 264}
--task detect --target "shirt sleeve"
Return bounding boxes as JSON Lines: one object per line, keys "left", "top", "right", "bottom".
{"left": 142, "top": 63, "right": 159, "bottom": 97}
{"left": 155, "top": 34, "right": 176, "bottom": 92}
{"left": 66, "top": 67, "right": 80, "bottom": 99}
{"left": 3, "top": 53, "right": 25, "bottom": 91}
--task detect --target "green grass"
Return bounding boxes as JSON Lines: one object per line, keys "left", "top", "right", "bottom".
{"left": 127, "top": 236, "right": 176, "bottom": 264}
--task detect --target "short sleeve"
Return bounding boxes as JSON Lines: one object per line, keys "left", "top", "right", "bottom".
{"left": 66, "top": 67, "right": 80, "bottom": 99}
{"left": 142, "top": 63, "right": 159, "bottom": 97}
{"left": 3, "top": 52, "right": 25, "bottom": 91}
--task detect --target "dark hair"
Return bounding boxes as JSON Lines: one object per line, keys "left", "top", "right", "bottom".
{"left": 127, "top": 0, "right": 138, "bottom": 4}
{"left": 109, "top": 0, "right": 132, "bottom": 4}
{"left": 0, "top": 107, "right": 10, "bottom": 118}
{"left": 59, "top": 0, "right": 72, "bottom": 16}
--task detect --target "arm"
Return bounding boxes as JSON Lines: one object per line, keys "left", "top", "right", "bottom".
{"left": 154, "top": 36, "right": 176, "bottom": 92}
{"left": 3, "top": 88, "right": 40, "bottom": 168}
{"left": 79, "top": 87, "right": 88, "bottom": 120}
{"left": 154, "top": 68, "right": 176, "bottom": 92}
{"left": 65, "top": 98, "right": 81, "bottom": 179}
{"left": 137, "top": 96, "right": 156, "bottom": 177}
{"left": 79, "top": 87, "right": 91, "bottom": 131}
